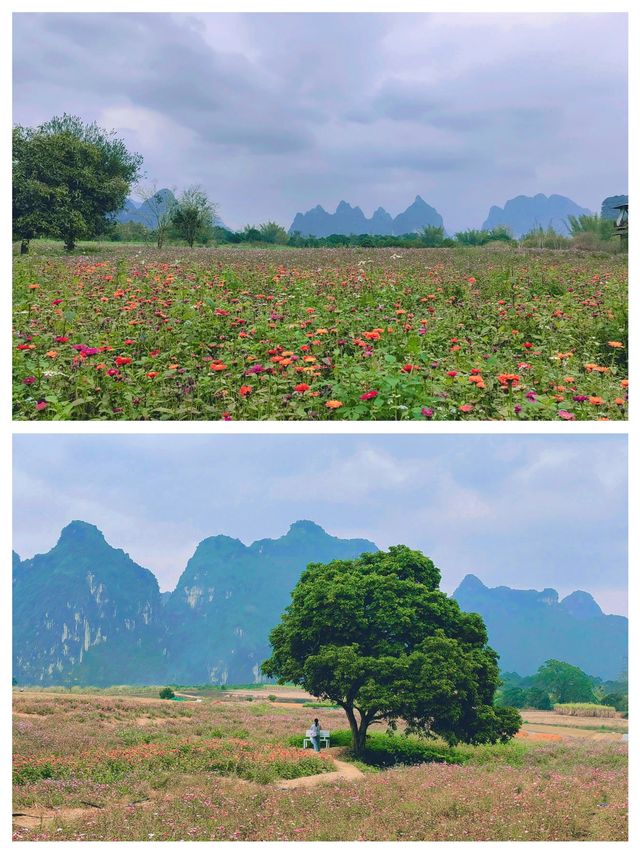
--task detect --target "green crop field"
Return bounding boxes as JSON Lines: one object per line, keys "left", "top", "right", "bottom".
{"left": 13, "top": 246, "right": 627, "bottom": 421}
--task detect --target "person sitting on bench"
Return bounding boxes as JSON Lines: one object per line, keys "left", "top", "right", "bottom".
{"left": 309, "top": 717, "right": 321, "bottom": 751}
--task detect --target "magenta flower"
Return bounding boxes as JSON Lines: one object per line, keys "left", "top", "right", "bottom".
{"left": 421, "top": 407, "right": 434, "bottom": 418}
{"left": 558, "top": 410, "right": 576, "bottom": 420}
{"left": 22, "top": 376, "right": 36, "bottom": 385}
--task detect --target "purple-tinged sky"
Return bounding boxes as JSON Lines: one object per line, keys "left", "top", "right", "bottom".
{"left": 12, "top": 12, "right": 627, "bottom": 232}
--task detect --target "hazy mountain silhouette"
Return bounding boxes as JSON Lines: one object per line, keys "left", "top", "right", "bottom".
{"left": 481, "top": 193, "right": 592, "bottom": 237}
{"left": 453, "top": 574, "right": 626, "bottom": 680}
{"left": 289, "top": 195, "right": 444, "bottom": 237}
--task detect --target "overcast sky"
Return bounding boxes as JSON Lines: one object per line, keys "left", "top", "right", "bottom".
{"left": 13, "top": 434, "right": 627, "bottom": 616}
{"left": 13, "top": 12, "right": 627, "bottom": 232}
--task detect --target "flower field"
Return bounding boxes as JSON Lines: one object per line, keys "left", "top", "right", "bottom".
{"left": 13, "top": 246, "right": 627, "bottom": 420}
{"left": 13, "top": 689, "right": 627, "bottom": 841}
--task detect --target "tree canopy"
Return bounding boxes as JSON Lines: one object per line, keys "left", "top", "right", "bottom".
{"left": 533, "top": 659, "right": 597, "bottom": 704}
{"left": 13, "top": 114, "right": 142, "bottom": 252}
{"left": 262, "top": 545, "right": 520, "bottom": 754}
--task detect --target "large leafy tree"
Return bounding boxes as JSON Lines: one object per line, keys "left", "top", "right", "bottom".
{"left": 262, "top": 546, "right": 521, "bottom": 754}
{"left": 13, "top": 114, "right": 142, "bottom": 252}
{"left": 532, "top": 659, "right": 596, "bottom": 704}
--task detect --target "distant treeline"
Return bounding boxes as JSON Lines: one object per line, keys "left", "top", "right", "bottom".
{"left": 111, "top": 218, "right": 625, "bottom": 252}
{"left": 496, "top": 659, "right": 628, "bottom": 714}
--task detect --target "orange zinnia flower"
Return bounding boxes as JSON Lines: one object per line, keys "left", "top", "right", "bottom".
{"left": 607, "top": 341, "right": 624, "bottom": 348}
{"left": 498, "top": 373, "right": 520, "bottom": 387}
{"left": 210, "top": 362, "right": 227, "bottom": 371}
{"left": 325, "top": 400, "right": 343, "bottom": 409}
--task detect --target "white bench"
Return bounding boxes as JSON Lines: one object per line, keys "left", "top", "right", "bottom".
{"left": 303, "top": 729, "right": 330, "bottom": 749}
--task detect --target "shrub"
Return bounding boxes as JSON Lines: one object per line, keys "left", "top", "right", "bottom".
{"left": 602, "top": 693, "right": 628, "bottom": 713}
{"left": 159, "top": 687, "right": 175, "bottom": 700}
{"left": 289, "top": 729, "right": 464, "bottom": 766}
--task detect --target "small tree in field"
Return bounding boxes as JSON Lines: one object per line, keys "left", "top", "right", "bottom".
{"left": 159, "top": 686, "right": 175, "bottom": 700}
{"left": 171, "top": 186, "right": 216, "bottom": 247}
{"left": 262, "top": 546, "right": 521, "bottom": 755}
{"left": 13, "top": 114, "right": 142, "bottom": 253}
{"left": 136, "top": 183, "right": 177, "bottom": 248}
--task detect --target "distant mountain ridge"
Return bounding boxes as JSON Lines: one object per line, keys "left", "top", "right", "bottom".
{"left": 12, "top": 522, "right": 168, "bottom": 686}
{"left": 13, "top": 523, "right": 627, "bottom": 685}
{"left": 13, "top": 520, "right": 377, "bottom": 687}
{"left": 481, "top": 193, "right": 592, "bottom": 237}
{"left": 115, "top": 188, "right": 177, "bottom": 226}
{"left": 289, "top": 195, "right": 444, "bottom": 237}
{"left": 453, "top": 574, "right": 626, "bottom": 680}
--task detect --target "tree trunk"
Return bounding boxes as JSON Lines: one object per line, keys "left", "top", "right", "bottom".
{"left": 345, "top": 705, "right": 369, "bottom": 756}
{"left": 20, "top": 239, "right": 29, "bottom": 255}
{"left": 64, "top": 236, "right": 75, "bottom": 252}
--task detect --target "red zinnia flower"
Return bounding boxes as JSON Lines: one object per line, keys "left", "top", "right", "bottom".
{"left": 114, "top": 356, "right": 132, "bottom": 367}
{"left": 360, "top": 390, "right": 379, "bottom": 401}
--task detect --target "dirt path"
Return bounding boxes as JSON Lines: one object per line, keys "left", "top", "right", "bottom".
{"left": 276, "top": 754, "right": 364, "bottom": 789}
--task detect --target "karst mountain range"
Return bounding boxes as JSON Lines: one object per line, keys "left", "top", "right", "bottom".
{"left": 117, "top": 192, "right": 627, "bottom": 238}
{"left": 12, "top": 521, "right": 627, "bottom": 687}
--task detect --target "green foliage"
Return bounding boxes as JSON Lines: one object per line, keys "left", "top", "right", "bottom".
{"left": 524, "top": 687, "right": 553, "bottom": 710}
{"left": 258, "top": 221, "right": 289, "bottom": 244}
{"left": 567, "top": 214, "right": 616, "bottom": 241}
{"left": 454, "top": 228, "right": 514, "bottom": 246}
{"left": 602, "top": 693, "right": 628, "bottom": 713}
{"left": 240, "top": 226, "right": 262, "bottom": 243}
{"left": 159, "top": 687, "right": 176, "bottom": 700}
{"left": 170, "top": 186, "right": 215, "bottom": 247}
{"left": 13, "top": 114, "right": 142, "bottom": 252}
{"left": 420, "top": 225, "right": 447, "bottom": 246}
{"left": 519, "top": 226, "right": 570, "bottom": 249}
{"left": 348, "top": 732, "right": 466, "bottom": 767}
{"left": 262, "top": 545, "right": 520, "bottom": 754}
{"left": 533, "top": 660, "right": 596, "bottom": 704}
{"left": 289, "top": 727, "right": 529, "bottom": 769}
{"left": 497, "top": 686, "right": 527, "bottom": 708}
{"left": 111, "top": 221, "right": 152, "bottom": 243}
